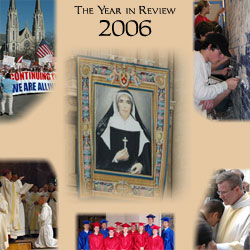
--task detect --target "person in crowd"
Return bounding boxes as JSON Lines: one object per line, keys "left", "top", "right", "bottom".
{"left": 11, "top": 173, "right": 26, "bottom": 239}
{"left": 89, "top": 222, "right": 104, "bottom": 250}
{"left": 0, "top": 181, "right": 9, "bottom": 250}
{"left": 145, "top": 214, "right": 155, "bottom": 236}
{"left": 231, "top": 169, "right": 250, "bottom": 192}
{"left": 100, "top": 219, "right": 109, "bottom": 239}
{"left": 147, "top": 225, "right": 164, "bottom": 250}
{"left": 129, "top": 222, "right": 137, "bottom": 248}
{"left": 194, "top": 0, "right": 225, "bottom": 27}
{"left": 78, "top": 220, "right": 92, "bottom": 250}
{"left": 195, "top": 21, "right": 214, "bottom": 51}
{"left": 199, "top": 199, "right": 224, "bottom": 227}
{"left": 47, "top": 183, "right": 57, "bottom": 238}
{"left": 0, "top": 73, "right": 17, "bottom": 116}
{"left": 194, "top": 33, "right": 240, "bottom": 114}
{"left": 120, "top": 223, "right": 133, "bottom": 250}
{"left": 161, "top": 217, "right": 174, "bottom": 250}
{"left": 114, "top": 222, "right": 123, "bottom": 237}
{"left": 133, "top": 223, "right": 149, "bottom": 250}
{"left": 104, "top": 226, "right": 120, "bottom": 250}
{"left": 0, "top": 169, "right": 25, "bottom": 240}
{"left": 29, "top": 185, "right": 41, "bottom": 236}
{"left": 195, "top": 220, "right": 217, "bottom": 250}
{"left": 34, "top": 195, "right": 57, "bottom": 248}
{"left": 215, "top": 171, "right": 250, "bottom": 250}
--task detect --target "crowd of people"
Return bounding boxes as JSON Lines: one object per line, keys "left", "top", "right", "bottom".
{"left": 193, "top": 0, "right": 240, "bottom": 118}
{"left": 78, "top": 214, "right": 174, "bottom": 250}
{"left": 195, "top": 169, "right": 250, "bottom": 250}
{"left": 0, "top": 62, "right": 55, "bottom": 117}
{"left": 0, "top": 169, "right": 57, "bottom": 249}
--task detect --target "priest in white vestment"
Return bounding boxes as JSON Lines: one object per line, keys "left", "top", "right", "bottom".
{"left": 0, "top": 170, "right": 25, "bottom": 239}
{"left": 29, "top": 185, "right": 41, "bottom": 235}
{"left": 0, "top": 181, "right": 9, "bottom": 250}
{"left": 215, "top": 171, "right": 250, "bottom": 250}
{"left": 11, "top": 173, "right": 33, "bottom": 238}
{"left": 34, "top": 195, "right": 57, "bottom": 248}
{"left": 48, "top": 184, "right": 57, "bottom": 237}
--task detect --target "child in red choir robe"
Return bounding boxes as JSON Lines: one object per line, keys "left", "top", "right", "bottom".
{"left": 147, "top": 225, "right": 164, "bottom": 250}
{"left": 120, "top": 223, "right": 133, "bottom": 250}
{"left": 129, "top": 222, "right": 137, "bottom": 249}
{"left": 89, "top": 222, "right": 104, "bottom": 250}
{"left": 104, "top": 226, "right": 121, "bottom": 250}
{"left": 114, "top": 222, "right": 123, "bottom": 238}
{"left": 133, "top": 223, "right": 149, "bottom": 250}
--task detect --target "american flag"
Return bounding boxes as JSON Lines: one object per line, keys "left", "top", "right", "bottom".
{"left": 17, "top": 55, "right": 23, "bottom": 63}
{"left": 36, "top": 39, "right": 53, "bottom": 58}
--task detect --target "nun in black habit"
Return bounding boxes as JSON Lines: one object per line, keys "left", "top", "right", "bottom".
{"left": 96, "top": 89, "right": 152, "bottom": 176}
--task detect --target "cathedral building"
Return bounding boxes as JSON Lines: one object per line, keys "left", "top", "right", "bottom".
{"left": 1, "top": 0, "right": 45, "bottom": 59}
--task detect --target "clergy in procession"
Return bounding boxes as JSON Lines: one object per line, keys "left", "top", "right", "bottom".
{"left": 34, "top": 195, "right": 58, "bottom": 248}
{"left": 104, "top": 226, "right": 120, "bottom": 250}
{"left": 100, "top": 219, "right": 109, "bottom": 239}
{"left": 29, "top": 185, "right": 41, "bottom": 236}
{"left": 89, "top": 222, "right": 105, "bottom": 250}
{"left": 120, "top": 223, "right": 133, "bottom": 250}
{"left": 215, "top": 171, "right": 250, "bottom": 250}
{"left": 78, "top": 220, "right": 92, "bottom": 250}
{"left": 145, "top": 214, "right": 155, "bottom": 236}
{"left": 147, "top": 225, "right": 164, "bottom": 250}
{"left": 161, "top": 217, "right": 174, "bottom": 250}
{"left": 11, "top": 173, "right": 26, "bottom": 239}
{"left": 47, "top": 183, "right": 57, "bottom": 237}
{"left": 133, "top": 223, "right": 149, "bottom": 250}
{"left": 0, "top": 181, "right": 9, "bottom": 250}
{"left": 42, "top": 184, "right": 49, "bottom": 197}
{"left": 115, "top": 222, "right": 123, "bottom": 237}
{"left": 0, "top": 169, "right": 25, "bottom": 240}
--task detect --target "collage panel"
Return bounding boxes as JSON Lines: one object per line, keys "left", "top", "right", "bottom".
{"left": 0, "top": 0, "right": 55, "bottom": 119}
{"left": 195, "top": 169, "right": 250, "bottom": 250}
{"left": 65, "top": 50, "right": 177, "bottom": 199}
{"left": 0, "top": 161, "right": 58, "bottom": 250}
{"left": 193, "top": 0, "right": 250, "bottom": 120}
{"left": 77, "top": 213, "right": 174, "bottom": 250}
{"left": 1, "top": 0, "right": 250, "bottom": 250}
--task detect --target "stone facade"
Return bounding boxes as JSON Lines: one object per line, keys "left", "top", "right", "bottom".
{"left": 4, "top": 0, "right": 45, "bottom": 58}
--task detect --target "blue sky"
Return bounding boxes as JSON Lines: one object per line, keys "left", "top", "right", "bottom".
{"left": 0, "top": 0, "right": 55, "bottom": 34}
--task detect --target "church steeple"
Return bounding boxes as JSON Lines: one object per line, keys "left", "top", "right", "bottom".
{"left": 8, "top": 0, "right": 16, "bottom": 10}
{"left": 6, "top": 0, "right": 19, "bottom": 55}
{"left": 32, "top": 0, "right": 45, "bottom": 44}
{"left": 35, "top": 0, "right": 42, "bottom": 13}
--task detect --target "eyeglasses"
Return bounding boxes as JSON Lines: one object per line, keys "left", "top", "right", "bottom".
{"left": 217, "top": 187, "right": 235, "bottom": 196}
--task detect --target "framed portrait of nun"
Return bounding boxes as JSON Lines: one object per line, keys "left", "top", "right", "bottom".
{"left": 77, "top": 55, "right": 173, "bottom": 199}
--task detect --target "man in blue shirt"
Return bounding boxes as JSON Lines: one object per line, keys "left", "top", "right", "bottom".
{"left": 1, "top": 73, "right": 16, "bottom": 115}
{"left": 78, "top": 220, "right": 92, "bottom": 250}
{"left": 161, "top": 217, "right": 174, "bottom": 250}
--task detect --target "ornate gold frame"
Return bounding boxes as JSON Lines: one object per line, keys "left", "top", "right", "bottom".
{"left": 77, "top": 56, "right": 172, "bottom": 199}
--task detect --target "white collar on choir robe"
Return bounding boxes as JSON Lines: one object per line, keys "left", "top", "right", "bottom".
{"left": 231, "top": 192, "right": 250, "bottom": 209}
{"left": 101, "top": 113, "right": 149, "bottom": 156}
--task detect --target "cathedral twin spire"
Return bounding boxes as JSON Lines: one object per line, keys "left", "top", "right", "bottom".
{"left": 6, "top": 0, "right": 45, "bottom": 55}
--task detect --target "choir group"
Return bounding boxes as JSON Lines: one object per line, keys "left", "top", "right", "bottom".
{"left": 78, "top": 214, "right": 174, "bottom": 250}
